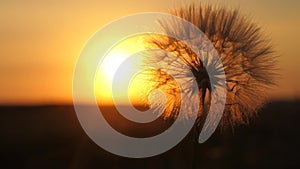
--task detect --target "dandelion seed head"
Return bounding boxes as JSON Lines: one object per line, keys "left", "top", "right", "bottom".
{"left": 141, "top": 3, "right": 277, "bottom": 129}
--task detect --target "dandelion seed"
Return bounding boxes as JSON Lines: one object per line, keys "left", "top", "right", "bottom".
{"left": 142, "top": 3, "right": 277, "bottom": 129}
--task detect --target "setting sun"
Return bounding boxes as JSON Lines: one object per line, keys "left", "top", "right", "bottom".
{"left": 94, "top": 35, "right": 147, "bottom": 105}
{"left": 102, "top": 51, "right": 128, "bottom": 80}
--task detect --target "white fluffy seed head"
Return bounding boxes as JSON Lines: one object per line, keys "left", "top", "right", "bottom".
{"left": 142, "top": 3, "right": 277, "bottom": 129}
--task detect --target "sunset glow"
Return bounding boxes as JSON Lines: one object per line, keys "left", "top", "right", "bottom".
{"left": 94, "top": 35, "right": 147, "bottom": 105}
{"left": 0, "top": 0, "right": 299, "bottom": 105}
{"left": 102, "top": 52, "right": 128, "bottom": 80}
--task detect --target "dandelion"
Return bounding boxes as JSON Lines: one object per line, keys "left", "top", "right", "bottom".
{"left": 142, "top": 3, "right": 277, "bottom": 131}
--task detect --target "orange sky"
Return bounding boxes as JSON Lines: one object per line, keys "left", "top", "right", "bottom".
{"left": 0, "top": 0, "right": 299, "bottom": 105}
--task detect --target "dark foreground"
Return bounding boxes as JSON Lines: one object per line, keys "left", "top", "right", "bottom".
{"left": 0, "top": 100, "right": 299, "bottom": 169}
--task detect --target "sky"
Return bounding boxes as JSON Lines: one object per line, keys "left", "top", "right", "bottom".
{"left": 0, "top": 0, "right": 299, "bottom": 105}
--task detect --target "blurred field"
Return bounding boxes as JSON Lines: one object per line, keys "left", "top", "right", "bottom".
{"left": 0, "top": 100, "right": 299, "bottom": 169}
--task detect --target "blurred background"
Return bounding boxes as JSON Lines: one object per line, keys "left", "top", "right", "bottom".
{"left": 0, "top": 0, "right": 299, "bottom": 168}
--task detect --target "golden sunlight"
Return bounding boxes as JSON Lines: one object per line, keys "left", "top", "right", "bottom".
{"left": 94, "top": 35, "right": 148, "bottom": 105}
{"left": 102, "top": 51, "right": 128, "bottom": 81}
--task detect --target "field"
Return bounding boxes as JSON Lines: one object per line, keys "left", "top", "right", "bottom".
{"left": 1, "top": 100, "right": 299, "bottom": 169}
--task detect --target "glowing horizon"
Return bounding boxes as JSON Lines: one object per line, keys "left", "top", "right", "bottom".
{"left": 0, "top": 0, "right": 299, "bottom": 105}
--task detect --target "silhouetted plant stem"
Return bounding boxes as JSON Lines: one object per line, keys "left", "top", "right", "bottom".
{"left": 192, "top": 125, "right": 200, "bottom": 169}
{"left": 142, "top": 2, "right": 277, "bottom": 167}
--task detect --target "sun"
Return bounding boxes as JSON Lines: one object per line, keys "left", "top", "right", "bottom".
{"left": 94, "top": 35, "right": 148, "bottom": 105}
{"left": 102, "top": 51, "right": 128, "bottom": 80}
